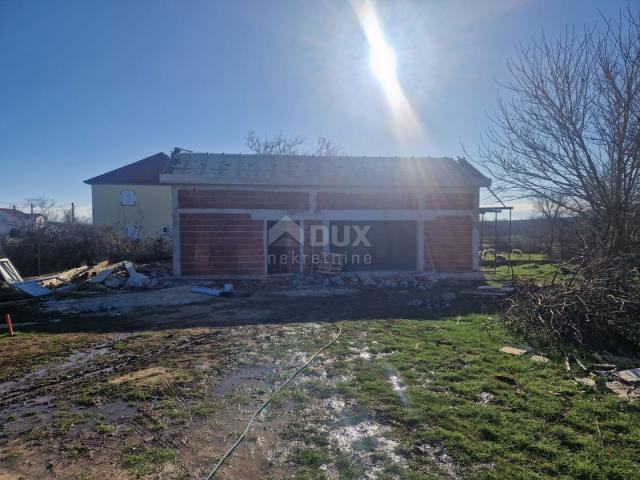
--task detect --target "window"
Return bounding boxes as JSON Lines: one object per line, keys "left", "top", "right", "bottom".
{"left": 122, "top": 224, "right": 140, "bottom": 240}
{"left": 120, "top": 190, "right": 137, "bottom": 206}
{"left": 160, "top": 225, "right": 170, "bottom": 235}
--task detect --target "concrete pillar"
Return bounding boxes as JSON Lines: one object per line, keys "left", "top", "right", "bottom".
{"left": 416, "top": 220, "right": 425, "bottom": 272}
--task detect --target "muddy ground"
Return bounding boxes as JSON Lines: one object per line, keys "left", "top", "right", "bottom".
{"left": 0, "top": 279, "right": 492, "bottom": 480}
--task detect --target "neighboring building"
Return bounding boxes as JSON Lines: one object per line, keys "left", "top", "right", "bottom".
{"left": 84, "top": 153, "right": 172, "bottom": 240}
{"left": 0, "top": 207, "right": 43, "bottom": 236}
{"left": 159, "top": 149, "right": 491, "bottom": 277}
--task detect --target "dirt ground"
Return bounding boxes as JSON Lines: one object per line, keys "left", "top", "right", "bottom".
{"left": 0, "top": 279, "right": 490, "bottom": 480}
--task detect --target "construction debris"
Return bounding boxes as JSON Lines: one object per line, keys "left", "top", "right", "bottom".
{"left": 0, "top": 258, "right": 175, "bottom": 302}
{"left": 499, "top": 346, "right": 528, "bottom": 355}
{"left": 0, "top": 258, "right": 52, "bottom": 297}
{"left": 615, "top": 368, "right": 640, "bottom": 384}
{"left": 530, "top": 355, "right": 550, "bottom": 364}
{"left": 192, "top": 287, "right": 222, "bottom": 296}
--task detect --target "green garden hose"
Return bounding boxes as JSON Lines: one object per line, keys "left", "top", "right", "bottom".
{"left": 203, "top": 326, "right": 342, "bottom": 480}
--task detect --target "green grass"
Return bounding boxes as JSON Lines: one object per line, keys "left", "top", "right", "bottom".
{"left": 122, "top": 446, "right": 177, "bottom": 477}
{"left": 293, "top": 316, "right": 640, "bottom": 479}
{"left": 481, "top": 251, "right": 548, "bottom": 261}
{"left": 482, "top": 263, "right": 571, "bottom": 286}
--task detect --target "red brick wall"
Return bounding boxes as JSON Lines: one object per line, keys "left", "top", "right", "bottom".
{"left": 317, "top": 191, "right": 472, "bottom": 210}
{"left": 180, "top": 213, "right": 264, "bottom": 275}
{"left": 317, "top": 192, "right": 419, "bottom": 209}
{"left": 425, "top": 216, "right": 473, "bottom": 272}
{"left": 423, "top": 192, "right": 474, "bottom": 210}
{"left": 178, "top": 189, "right": 309, "bottom": 210}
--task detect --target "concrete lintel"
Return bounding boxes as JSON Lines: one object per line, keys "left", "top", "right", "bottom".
{"left": 176, "top": 208, "right": 476, "bottom": 222}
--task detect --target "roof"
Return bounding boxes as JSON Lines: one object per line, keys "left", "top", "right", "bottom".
{"left": 0, "top": 208, "right": 30, "bottom": 218}
{"left": 84, "top": 153, "right": 170, "bottom": 185}
{"left": 159, "top": 151, "right": 491, "bottom": 188}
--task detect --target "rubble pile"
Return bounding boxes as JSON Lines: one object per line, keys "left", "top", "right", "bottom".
{"left": 0, "top": 258, "right": 174, "bottom": 301}
{"left": 289, "top": 271, "right": 438, "bottom": 291}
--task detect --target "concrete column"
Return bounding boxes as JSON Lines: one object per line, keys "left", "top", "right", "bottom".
{"left": 263, "top": 220, "right": 268, "bottom": 275}
{"left": 322, "top": 220, "right": 330, "bottom": 254}
{"left": 299, "top": 220, "right": 305, "bottom": 274}
{"left": 416, "top": 220, "right": 425, "bottom": 272}
{"left": 172, "top": 187, "right": 181, "bottom": 276}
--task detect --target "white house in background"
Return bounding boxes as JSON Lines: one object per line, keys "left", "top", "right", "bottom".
{"left": 0, "top": 207, "right": 43, "bottom": 236}
{"left": 84, "top": 153, "right": 172, "bottom": 240}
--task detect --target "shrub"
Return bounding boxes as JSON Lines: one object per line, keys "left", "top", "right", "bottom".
{"left": 502, "top": 255, "right": 640, "bottom": 353}
{"left": 0, "top": 221, "right": 170, "bottom": 276}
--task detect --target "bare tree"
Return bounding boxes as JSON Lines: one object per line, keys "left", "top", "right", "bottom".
{"left": 479, "top": 6, "right": 640, "bottom": 255}
{"left": 314, "top": 136, "right": 340, "bottom": 156}
{"left": 535, "top": 195, "right": 566, "bottom": 256}
{"left": 245, "top": 130, "right": 305, "bottom": 155}
{"left": 245, "top": 130, "right": 340, "bottom": 156}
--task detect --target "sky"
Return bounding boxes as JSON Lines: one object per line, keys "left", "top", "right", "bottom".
{"left": 0, "top": 0, "right": 631, "bottom": 219}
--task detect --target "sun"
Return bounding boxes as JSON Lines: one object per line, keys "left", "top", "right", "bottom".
{"left": 356, "top": 1, "right": 400, "bottom": 99}
{"left": 369, "top": 35, "right": 397, "bottom": 90}
{"left": 354, "top": 0, "right": 424, "bottom": 146}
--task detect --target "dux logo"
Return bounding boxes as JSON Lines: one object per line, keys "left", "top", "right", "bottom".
{"left": 268, "top": 216, "right": 302, "bottom": 246}
{"left": 267, "top": 216, "right": 372, "bottom": 247}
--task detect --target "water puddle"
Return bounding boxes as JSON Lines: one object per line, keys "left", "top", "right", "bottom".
{"left": 214, "top": 365, "right": 272, "bottom": 396}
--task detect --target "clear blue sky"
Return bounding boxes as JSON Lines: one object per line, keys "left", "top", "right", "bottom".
{"left": 0, "top": 0, "right": 629, "bottom": 218}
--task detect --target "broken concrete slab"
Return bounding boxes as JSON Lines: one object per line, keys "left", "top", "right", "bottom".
{"left": 191, "top": 287, "right": 221, "bottom": 296}
{"left": 615, "top": 368, "right": 640, "bottom": 384}
{"left": 605, "top": 381, "right": 640, "bottom": 400}
{"left": 499, "top": 346, "right": 528, "bottom": 356}
{"left": 530, "top": 355, "right": 550, "bottom": 364}
{"left": 575, "top": 377, "right": 596, "bottom": 387}
{"left": 90, "top": 265, "right": 118, "bottom": 284}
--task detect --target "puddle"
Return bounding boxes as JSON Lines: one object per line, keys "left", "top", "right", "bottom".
{"left": 214, "top": 365, "right": 272, "bottom": 396}
{"left": 71, "top": 400, "right": 137, "bottom": 423}
{"left": 330, "top": 420, "right": 407, "bottom": 475}
{"left": 0, "top": 394, "right": 55, "bottom": 437}
{"left": 57, "top": 347, "right": 110, "bottom": 370}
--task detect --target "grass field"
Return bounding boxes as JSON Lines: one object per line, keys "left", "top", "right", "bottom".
{"left": 481, "top": 252, "right": 549, "bottom": 262}
{"left": 482, "top": 263, "right": 568, "bottom": 286}
{"left": 288, "top": 316, "right": 640, "bottom": 479}
{"left": 1, "top": 284, "right": 637, "bottom": 479}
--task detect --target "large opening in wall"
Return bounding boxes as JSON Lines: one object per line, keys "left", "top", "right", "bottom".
{"left": 267, "top": 219, "right": 301, "bottom": 274}
{"left": 330, "top": 220, "right": 417, "bottom": 271}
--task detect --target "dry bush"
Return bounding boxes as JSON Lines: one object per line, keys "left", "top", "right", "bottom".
{"left": 1, "top": 223, "right": 170, "bottom": 276}
{"left": 502, "top": 255, "right": 640, "bottom": 353}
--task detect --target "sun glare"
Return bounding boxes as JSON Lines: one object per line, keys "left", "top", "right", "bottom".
{"left": 368, "top": 29, "right": 397, "bottom": 91}
{"left": 354, "top": 0, "right": 424, "bottom": 147}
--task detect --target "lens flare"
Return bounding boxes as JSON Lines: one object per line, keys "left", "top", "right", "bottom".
{"left": 354, "top": 1, "right": 424, "bottom": 147}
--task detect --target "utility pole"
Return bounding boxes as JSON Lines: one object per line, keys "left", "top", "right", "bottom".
{"left": 71, "top": 202, "right": 75, "bottom": 224}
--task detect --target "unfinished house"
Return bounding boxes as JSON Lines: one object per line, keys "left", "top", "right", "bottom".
{"left": 159, "top": 149, "right": 491, "bottom": 276}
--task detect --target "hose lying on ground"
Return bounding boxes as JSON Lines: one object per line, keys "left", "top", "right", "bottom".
{"left": 203, "top": 326, "right": 343, "bottom": 480}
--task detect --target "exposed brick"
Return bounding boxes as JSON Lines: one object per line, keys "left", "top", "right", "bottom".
{"left": 317, "top": 192, "right": 419, "bottom": 210}
{"left": 180, "top": 213, "right": 265, "bottom": 275}
{"left": 178, "top": 190, "right": 309, "bottom": 209}
{"left": 423, "top": 193, "right": 474, "bottom": 210}
{"left": 425, "top": 216, "right": 473, "bottom": 272}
